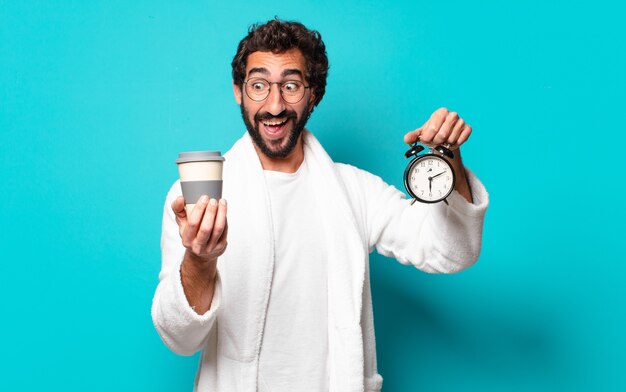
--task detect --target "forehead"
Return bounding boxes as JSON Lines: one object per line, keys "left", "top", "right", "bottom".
{"left": 246, "top": 48, "right": 306, "bottom": 78}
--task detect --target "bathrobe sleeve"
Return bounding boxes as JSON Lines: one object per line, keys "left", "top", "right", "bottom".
{"left": 151, "top": 181, "right": 222, "bottom": 356}
{"left": 339, "top": 164, "right": 489, "bottom": 273}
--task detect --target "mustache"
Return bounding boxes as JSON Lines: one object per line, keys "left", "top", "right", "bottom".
{"left": 255, "top": 110, "right": 297, "bottom": 122}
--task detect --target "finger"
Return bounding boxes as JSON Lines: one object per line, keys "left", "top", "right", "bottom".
{"left": 433, "top": 111, "right": 459, "bottom": 145}
{"left": 211, "top": 221, "right": 229, "bottom": 257}
{"left": 420, "top": 108, "right": 448, "bottom": 144}
{"left": 447, "top": 118, "right": 465, "bottom": 148}
{"left": 195, "top": 198, "right": 219, "bottom": 248}
{"left": 206, "top": 199, "right": 228, "bottom": 251}
{"left": 403, "top": 127, "right": 423, "bottom": 145}
{"left": 221, "top": 221, "right": 228, "bottom": 244}
{"left": 182, "top": 195, "right": 209, "bottom": 247}
{"left": 456, "top": 124, "right": 472, "bottom": 147}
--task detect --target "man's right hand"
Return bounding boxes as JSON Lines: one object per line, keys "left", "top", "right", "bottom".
{"left": 172, "top": 195, "right": 228, "bottom": 263}
{"left": 172, "top": 195, "right": 227, "bottom": 314}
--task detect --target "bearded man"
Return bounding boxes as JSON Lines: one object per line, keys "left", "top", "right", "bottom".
{"left": 152, "top": 18, "right": 488, "bottom": 392}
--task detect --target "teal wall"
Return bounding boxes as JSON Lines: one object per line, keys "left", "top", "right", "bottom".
{"left": 1, "top": 1, "right": 624, "bottom": 390}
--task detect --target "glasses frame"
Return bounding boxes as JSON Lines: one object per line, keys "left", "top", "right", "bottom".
{"left": 243, "top": 78, "right": 311, "bottom": 104}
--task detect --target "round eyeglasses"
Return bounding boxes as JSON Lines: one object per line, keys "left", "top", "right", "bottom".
{"left": 243, "top": 78, "right": 310, "bottom": 104}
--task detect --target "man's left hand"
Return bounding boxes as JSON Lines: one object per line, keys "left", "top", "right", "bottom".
{"left": 403, "top": 107, "right": 472, "bottom": 150}
{"left": 404, "top": 107, "right": 474, "bottom": 203}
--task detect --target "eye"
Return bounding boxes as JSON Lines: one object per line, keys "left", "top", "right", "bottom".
{"left": 248, "top": 78, "right": 269, "bottom": 92}
{"left": 252, "top": 81, "right": 267, "bottom": 91}
{"left": 282, "top": 81, "right": 301, "bottom": 93}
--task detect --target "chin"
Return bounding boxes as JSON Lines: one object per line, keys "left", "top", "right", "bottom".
{"left": 240, "top": 104, "right": 308, "bottom": 159}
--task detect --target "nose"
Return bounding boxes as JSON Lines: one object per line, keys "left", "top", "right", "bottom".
{"left": 263, "top": 83, "right": 286, "bottom": 116}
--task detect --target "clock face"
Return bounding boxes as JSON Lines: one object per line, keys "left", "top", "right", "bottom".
{"left": 405, "top": 155, "right": 455, "bottom": 203}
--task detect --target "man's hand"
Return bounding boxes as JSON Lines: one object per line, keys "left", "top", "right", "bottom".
{"left": 403, "top": 107, "right": 472, "bottom": 150}
{"left": 172, "top": 195, "right": 228, "bottom": 262}
{"left": 404, "top": 108, "right": 474, "bottom": 203}
{"left": 172, "top": 195, "right": 228, "bottom": 314}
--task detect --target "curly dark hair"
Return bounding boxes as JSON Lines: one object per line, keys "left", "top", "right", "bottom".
{"left": 231, "top": 18, "right": 329, "bottom": 108}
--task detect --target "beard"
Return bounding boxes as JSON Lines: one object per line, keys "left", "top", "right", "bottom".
{"left": 240, "top": 102, "right": 311, "bottom": 159}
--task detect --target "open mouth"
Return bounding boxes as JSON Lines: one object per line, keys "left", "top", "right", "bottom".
{"left": 260, "top": 118, "right": 289, "bottom": 138}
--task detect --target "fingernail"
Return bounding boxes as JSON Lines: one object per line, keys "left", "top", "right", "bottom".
{"left": 210, "top": 198, "right": 217, "bottom": 206}
{"left": 219, "top": 199, "right": 227, "bottom": 206}
{"left": 199, "top": 195, "right": 209, "bottom": 203}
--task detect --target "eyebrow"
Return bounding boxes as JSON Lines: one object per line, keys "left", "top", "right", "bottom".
{"left": 281, "top": 69, "right": 303, "bottom": 79}
{"left": 247, "top": 67, "right": 304, "bottom": 79}
{"left": 247, "top": 67, "right": 270, "bottom": 77}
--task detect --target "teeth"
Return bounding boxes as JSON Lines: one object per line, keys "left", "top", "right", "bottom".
{"left": 262, "top": 119, "right": 286, "bottom": 126}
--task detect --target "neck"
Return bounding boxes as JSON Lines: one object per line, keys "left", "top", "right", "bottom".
{"left": 254, "top": 135, "right": 305, "bottom": 173}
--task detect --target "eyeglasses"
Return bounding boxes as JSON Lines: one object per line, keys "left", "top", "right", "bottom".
{"left": 243, "top": 77, "right": 310, "bottom": 104}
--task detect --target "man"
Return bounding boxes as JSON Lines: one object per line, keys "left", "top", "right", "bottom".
{"left": 152, "top": 19, "right": 488, "bottom": 391}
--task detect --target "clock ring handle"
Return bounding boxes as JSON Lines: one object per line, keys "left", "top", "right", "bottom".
{"left": 405, "top": 143, "right": 425, "bottom": 159}
{"left": 412, "top": 134, "right": 455, "bottom": 159}
{"left": 435, "top": 144, "right": 455, "bottom": 159}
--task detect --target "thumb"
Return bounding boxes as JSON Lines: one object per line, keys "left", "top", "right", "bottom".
{"left": 171, "top": 196, "right": 187, "bottom": 220}
{"left": 404, "top": 127, "right": 422, "bottom": 145}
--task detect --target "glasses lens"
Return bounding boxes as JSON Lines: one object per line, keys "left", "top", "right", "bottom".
{"left": 281, "top": 81, "right": 305, "bottom": 104}
{"left": 245, "top": 78, "right": 270, "bottom": 101}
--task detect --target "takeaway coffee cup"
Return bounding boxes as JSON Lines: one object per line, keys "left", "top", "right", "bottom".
{"left": 176, "top": 151, "right": 225, "bottom": 215}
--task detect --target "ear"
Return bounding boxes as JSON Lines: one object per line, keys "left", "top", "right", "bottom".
{"left": 233, "top": 81, "right": 242, "bottom": 105}
{"left": 308, "top": 92, "right": 316, "bottom": 113}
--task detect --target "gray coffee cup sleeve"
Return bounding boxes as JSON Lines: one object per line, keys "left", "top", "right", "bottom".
{"left": 180, "top": 180, "right": 223, "bottom": 202}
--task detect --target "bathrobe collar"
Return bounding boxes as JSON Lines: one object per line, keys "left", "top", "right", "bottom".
{"left": 225, "top": 130, "right": 367, "bottom": 391}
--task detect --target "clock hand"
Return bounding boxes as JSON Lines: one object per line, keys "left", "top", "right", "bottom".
{"left": 429, "top": 177, "right": 432, "bottom": 192}
{"left": 431, "top": 170, "right": 447, "bottom": 180}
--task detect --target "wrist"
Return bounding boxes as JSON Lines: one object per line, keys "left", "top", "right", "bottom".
{"left": 183, "top": 250, "right": 217, "bottom": 275}
{"left": 449, "top": 150, "right": 473, "bottom": 203}
{"left": 181, "top": 251, "right": 218, "bottom": 315}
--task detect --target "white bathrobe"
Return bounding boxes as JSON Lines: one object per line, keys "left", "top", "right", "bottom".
{"left": 152, "top": 131, "right": 489, "bottom": 391}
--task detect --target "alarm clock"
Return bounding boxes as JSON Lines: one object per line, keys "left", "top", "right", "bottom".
{"left": 404, "top": 142, "right": 456, "bottom": 204}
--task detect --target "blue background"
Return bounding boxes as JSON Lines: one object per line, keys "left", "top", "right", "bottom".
{"left": 1, "top": 1, "right": 624, "bottom": 391}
